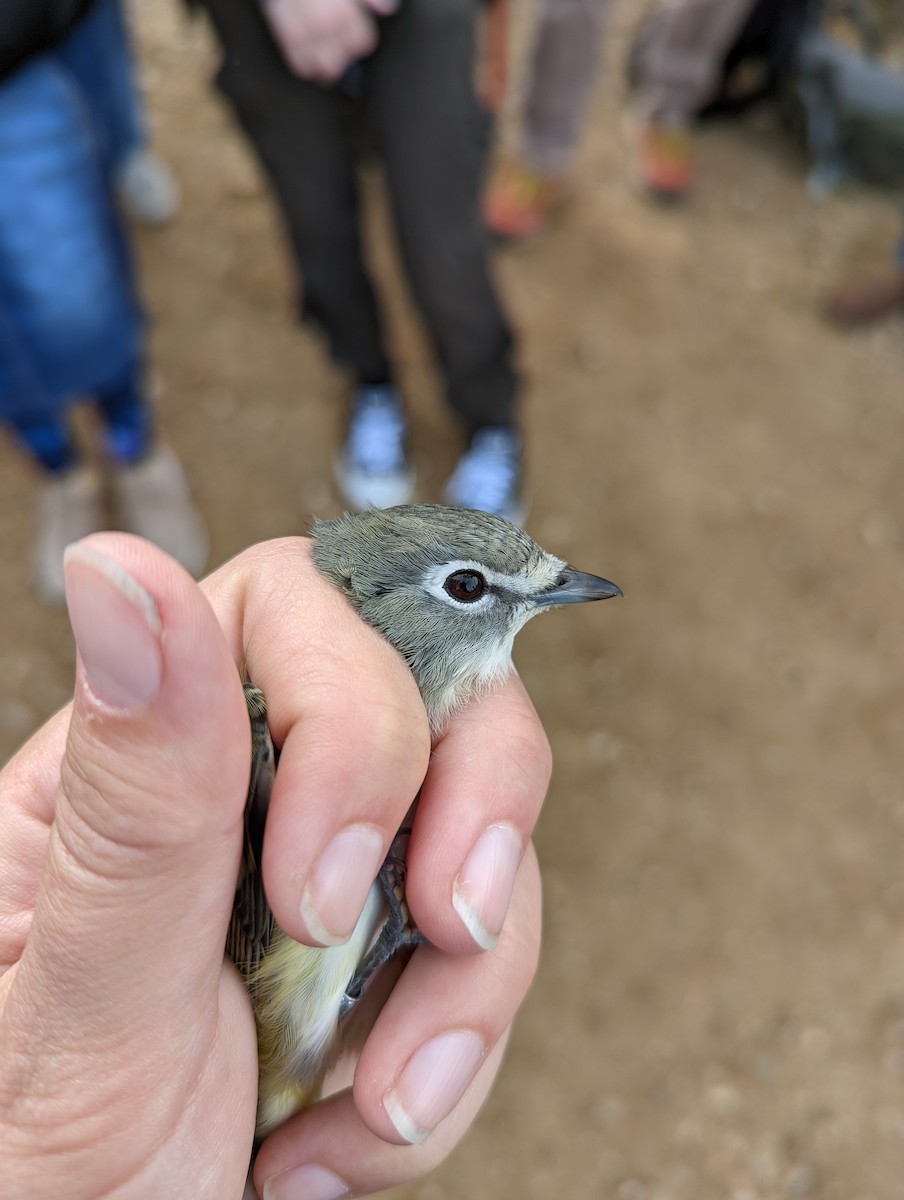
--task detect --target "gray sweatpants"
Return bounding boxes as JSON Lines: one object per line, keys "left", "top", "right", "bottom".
{"left": 518, "top": 0, "right": 611, "bottom": 175}
{"left": 631, "top": 0, "right": 759, "bottom": 119}
{"left": 517, "top": 0, "right": 757, "bottom": 174}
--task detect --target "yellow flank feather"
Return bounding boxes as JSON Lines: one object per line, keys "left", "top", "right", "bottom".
{"left": 251, "top": 885, "right": 385, "bottom": 1135}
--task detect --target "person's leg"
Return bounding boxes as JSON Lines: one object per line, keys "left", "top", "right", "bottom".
{"left": 486, "top": 0, "right": 611, "bottom": 240}
{"left": 368, "top": 0, "right": 522, "bottom": 519}
{"left": 632, "top": 0, "right": 758, "bottom": 118}
{"left": 56, "top": 0, "right": 145, "bottom": 173}
{"left": 0, "top": 54, "right": 205, "bottom": 592}
{"left": 0, "top": 50, "right": 147, "bottom": 464}
{"left": 200, "top": 0, "right": 414, "bottom": 509}
{"left": 626, "top": 0, "right": 758, "bottom": 199}
{"left": 0, "top": 56, "right": 146, "bottom": 414}
{"left": 201, "top": 0, "right": 391, "bottom": 387}
{"left": 520, "top": 0, "right": 610, "bottom": 176}
{"left": 3, "top": 409, "right": 78, "bottom": 474}
{"left": 371, "top": 0, "right": 518, "bottom": 432}
{"left": 0, "top": 60, "right": 109, "bottom": 598}
{"left": 0, "top": 291, "right": 78, "bottom": 473}
{"left": 57, "top": 0, "right": 180, "bottom": 223}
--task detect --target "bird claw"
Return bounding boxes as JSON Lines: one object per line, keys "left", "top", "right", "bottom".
{"left": 340, "top": 828, "right": 424, "bottom": 1018}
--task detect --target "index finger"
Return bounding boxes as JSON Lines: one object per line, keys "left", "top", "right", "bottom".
{"left": 202, "top": 538, "right": 431, "bottom": 949}
{"left": 405, "top": 673, "right": 552, "bottom": 954}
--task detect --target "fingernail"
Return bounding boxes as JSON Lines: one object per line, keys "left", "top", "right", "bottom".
{"left": 452, "top": 823, "right": 522, "bottom": 950}
{"left": 300, "top": 823, "right": 386, "bottom": 945}
{"left": 64, "top": 544, "right": 162, "bottom": 710}
{"left": 383, "top": 1030, "right": 486, "bottom": 1144}
{"left": 263, "top": 1164, "right": 350, "bottom": 1200}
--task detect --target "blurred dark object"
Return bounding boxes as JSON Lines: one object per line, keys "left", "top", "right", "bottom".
{"left": 700, "top": 0, "right": 815, "bottom": 116}
{"left": 823, "top": 264, "right": 904, "bottom": 324}
{"left": 0, "top": 0, "right": 95, "bottom": 79}
{"left": 338, "top": 59, "right": 366, "bottom": 99}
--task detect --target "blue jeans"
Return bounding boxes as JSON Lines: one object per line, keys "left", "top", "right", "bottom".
{"left": 0, "top": 5, "right": 149, "bottom": 469}
{"left": 58, "top": 0, "right": 147, "bottom": 174}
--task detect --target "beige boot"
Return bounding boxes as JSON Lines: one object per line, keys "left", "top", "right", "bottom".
{"left": 111, "top": 445, "right": 209, "bottom": 578}
{"left": 33, "top": 464, "right": 106, "bottom": 605}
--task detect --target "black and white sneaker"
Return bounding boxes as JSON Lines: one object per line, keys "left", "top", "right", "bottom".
{"left": 444, "top": 426, "right": 524, "bottom": 525}
{"left": 335, "top": 385, "right": 415, "bottom": 510}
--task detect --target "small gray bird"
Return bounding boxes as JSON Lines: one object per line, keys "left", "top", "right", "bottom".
{"left": 227, "top": 504, "right": 621, "bottom": 1136}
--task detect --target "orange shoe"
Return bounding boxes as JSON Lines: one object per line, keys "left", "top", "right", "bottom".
{"left": 483, "top": 159, "right": 567, "bottom": 242}
{"left": 632, "top": 116, "right": 694, "bottom": 201}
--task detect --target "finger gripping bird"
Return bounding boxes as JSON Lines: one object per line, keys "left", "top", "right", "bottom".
{"left": 227, "top": 504, "right": 621, "bottom": 1136}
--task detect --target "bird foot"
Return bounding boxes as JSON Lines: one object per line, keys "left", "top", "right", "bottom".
{"left": 340, "top": 828, "right": 424, "bottom": 1018}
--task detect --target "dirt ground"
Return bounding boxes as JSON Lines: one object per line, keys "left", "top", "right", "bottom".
{"left": 3, "top": 4, "right": 904, "bottom": 1198}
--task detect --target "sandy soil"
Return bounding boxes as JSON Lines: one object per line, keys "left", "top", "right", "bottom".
{"left": 3, "top": 4, "right": 904, "bottom": 1198}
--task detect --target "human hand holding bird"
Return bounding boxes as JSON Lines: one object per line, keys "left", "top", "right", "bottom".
{"left": 0, "top": 507, "right": 617, "bottom": 1200}
{"left": 233, "top": 505, "right": 621, "bottom": 1140}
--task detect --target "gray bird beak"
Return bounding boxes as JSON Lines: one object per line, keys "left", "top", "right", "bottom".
{"left": 534, "top": 566, "right": 623, "bottom": 608}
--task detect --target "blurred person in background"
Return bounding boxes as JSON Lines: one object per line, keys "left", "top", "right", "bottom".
{"left": 484, "top": 0, "right": 612, "bottom": 241}
{"left": 486, "top": 0, "right": 813, "bottom": 240}
{"left": 626, "top": 0, "right": 814, "bottom": 200}
{"left": 626, "top": 0, "right": 764, "bottom": 201}
{"left": 0, "top": 0, "right": 207, "bottom": 603}
{"left": 483, "top": 0, "right": 764, "bottom": 239}
{"left": 64, "top": 0, "right": 181, "bottom": 224}
{"left": 194, "top": 0, "right": 525, "bottom": 524}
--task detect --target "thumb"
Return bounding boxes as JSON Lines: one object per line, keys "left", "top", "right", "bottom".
{"left": 6, "top": 533, "right": 251, "bottom": 1066}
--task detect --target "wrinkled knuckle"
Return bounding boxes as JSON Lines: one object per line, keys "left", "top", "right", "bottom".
{"left": 60, "top": 729, "right": 212, "bottom": 860}
{"left": 59, "top": 740, "right": 129, "bottom": 843}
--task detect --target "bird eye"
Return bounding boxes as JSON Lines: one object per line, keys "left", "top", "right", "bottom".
{"left": 443, "top": 570, "right": 487, "bottom": 603}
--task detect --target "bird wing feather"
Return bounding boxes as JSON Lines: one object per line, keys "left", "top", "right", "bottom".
{"left": 226, "top": 681, "right": 276, "bottom": 978}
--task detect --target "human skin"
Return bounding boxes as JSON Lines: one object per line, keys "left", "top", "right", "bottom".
{"left": 261, "top": 0, "right": 399, "bottom": 85}
{"left": 0, "top": 533, "right": 549, "bottom": 1199}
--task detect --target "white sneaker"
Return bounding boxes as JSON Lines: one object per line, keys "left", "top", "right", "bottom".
{"left": 110, "top": 445, "right": 208, "bottom": 577}
{"left": 33, "top": 464, "right": 106, "bottom": 604}
{"left": 334, "top": 386, "right": 415, "bottom": 510}
{"left": 115, "top": 148, "right": 180, "bottom": 225}
{"left": 444, "top": 427, "right": 524, "bottom": 525}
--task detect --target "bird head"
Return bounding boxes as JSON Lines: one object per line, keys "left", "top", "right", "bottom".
{"left": 312, "top": 504, "right": 621, "bottom": 732}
